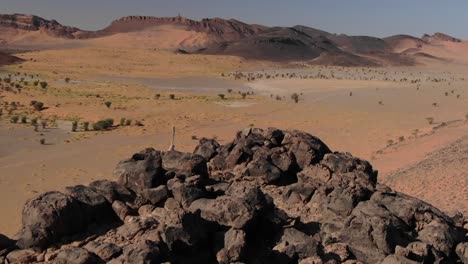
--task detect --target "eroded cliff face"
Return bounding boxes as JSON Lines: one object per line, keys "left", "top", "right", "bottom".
{"left": 1, "top": 128, "right": 466, "bottom": 264}
{"left": 422, "top": 32, "right": 462, "bottom": 43}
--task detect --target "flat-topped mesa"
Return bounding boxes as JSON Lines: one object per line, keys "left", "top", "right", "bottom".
{"left": 422, "top": 32, "right": 462, "bottom": 43}
{"left": 94, "top": 15, "right": 267, "bottom": 40}
{"left": 2, "top": 128, "right": 467, "bottom": 264}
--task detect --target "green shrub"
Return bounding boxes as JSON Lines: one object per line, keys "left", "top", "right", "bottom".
{"left": 125, "top": 119, "right": 132, "bottom": 126}
{"left": 10, "top": 116, "right": 19, "bottom": 123}
{"left": 40, "top": 81, "right": 48, "bottom": 89}
{"left": 93, "top": 118, "right": 114, "bottom": 131}
{"left": 21, "top": 116, "right": 27, "bottom": 124}
{"left": 83, "top": 122, "right": 89, "bottom": 131}
{"left": 104, "top": 101, "right": 112, "bottom": 108}
{"left": 120, "top": 118, "right": 126, "bottom": 126}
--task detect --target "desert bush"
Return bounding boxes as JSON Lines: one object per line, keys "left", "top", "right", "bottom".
{"left": 65, "top": 77, "right": 70, "bottom": 83}
{"left": 41, "top": 120, "right": 47, "bottom": 129}
{"left": 218, "top": 94, "right": 225, "bottom": 100}
{"left": 135, "top": 120, "right": 143, "bottom": 126}
{"left": 426, "top": 117, "right": 434, "bottom": 124}
{"left": 10, "top": 115, "right": 19, "bottom": 123}
{"left": 432, "top": 102, "right": 438, "bottom": 107}
{"left": 72, "top": 121, "right": 78, "bottom": 132}
{"left": 227, "top": 89, "right": 233, "bottom": 93}
{"left": 154, "top": 94, "right": 161, "bottom": 99}
{"left": 31, "top": 118, "right": 38, "bottom": 126}
{"left": 39, "top": 81, "right": 48, "bottom": 89}
{"left": 378, "top": 101, "right": 383, "bottom": 105}
{"left": 386, "top": 139, "right": 394, "bottom": 146}
{"left": 349, "top": 92, "right": 353, "bottom": 96}
{"left": 291, "top": 93, "right": 299, "bottom": 103}
{"left": 93, "top": 118, "right": 114, "bottom": 131}
{"left": 40, "top": 138, "right": 45, "bottom": 145}
{"left": 33, "top": 101, "right": 44, "bottom": 111}
{"left": 33, "top": 80, "right": 39, "bottom": 86}
{"left": 169, "top": 94, "right": 175, "bottom": 100}
{"left": 125, "top": 119, "right": 132, "bottom": 126}
{"left": 83, "top": 122, "right": 89, "bottom": 131}
{"left": 21, "top": 116, "right": 27, "bottom": 124}
{"left": 120, "top": 118, "right": 126, "bottom": 126}
{"left": 398, "top": 136, "right": 405, "bottom": 142}
{"left": 191, "top": 135, "right": 198, "bottom": 140}
{"left": 104, "top": 101, "right": 112, "bottom": 108}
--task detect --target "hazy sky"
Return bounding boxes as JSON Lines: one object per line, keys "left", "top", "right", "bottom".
{"left": 2, "top": 0, "right": 467, "bottom": 38}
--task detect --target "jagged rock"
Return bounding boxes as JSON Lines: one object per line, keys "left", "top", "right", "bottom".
{"left": 85, "top": 241, "right": 122, "bottom": 261}
{"left": 167, "top": 176, "right": 206, "bottom": 207}
{"left": 273, "top": 227, "right": 318, "bottom": 260}
{"left": 193, "top": 138, "right": 220, "bottom": 160}
{"left": 456, "top": 242, "right": 468, "bottom": 263}
{"left": 216, "top": 228, "right": 246, "bottom": 263}
{"left": 189, "top": 187, "right": 266, "bottom": 229}
{"left": 114, "top": 148, "right": 166, "bottom": 193}
{"left": 6, "top": 249, "right": 37, "bottom": 264}
{"left": 55, "top": 247, "right": 101, "bottom": 264}
{"left": 65, "top": 185, "right": 117, "bottom": 224}
{"left": 9, "top": 128, "right": 466, "bottom": 263}
{"left": 16, "top": 191, "right": 85, "bottom": 249}
{"left": 89, "top": 180, "right": 135, "bottom": 203}
{"left": 142, "top": 185, "right": 168, "bottom": 205}
{"left": 117, "top": 217, "right": 158, "bottom": 241}
{"left": 162, "top": 150, "right": 208, "bottom": 178}
{"left": 112, "top": 200, "right": 135, "bottom": 221}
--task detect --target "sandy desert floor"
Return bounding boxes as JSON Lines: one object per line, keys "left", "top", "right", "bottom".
{"left": 0, "top": 45, "right": 467, "bottom": 236}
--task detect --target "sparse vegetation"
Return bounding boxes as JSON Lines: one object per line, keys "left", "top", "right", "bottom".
{"left": 33, "top": 101, "right": 44, "bottom": 111}
{"left": 218, "top": 94, "right": 225, "bottom": 100}
{"left": 93, "top": 118, "right": 114, "bottom": 131}
{"left": 169, "top": 94, "right": 175, "bottom": 100}
{"left": 83, "top": 122, "right": 89, "bottom": 131}
{"left": 10, "top": 116, "right": 19, "bottom": 123}
{"left": 426, "top": 117, "right": 434, "bottom": 125}
{"left": 291, "top": 93, "right": 299, "bottom": 103}
{"left": 120, "top": 118, "right": 126, "bottom": 126}
{"left": 72, "top": 121, "right": 78, "bottom": 132}
{"left": 39, "top": 81, "right": 48, "bottom": 89}
{"left": 104, "top": 101, "right": 112, "bottom": 108}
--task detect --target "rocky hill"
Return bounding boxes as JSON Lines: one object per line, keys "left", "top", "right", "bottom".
{"left": 0, "top": 13, "right": 463, "bottom": 65}
{"left": 0, "top": 14, "right": 88, "bottom": 39}
{"left": 0, "top": 128, "right": 466, "bottom": 263}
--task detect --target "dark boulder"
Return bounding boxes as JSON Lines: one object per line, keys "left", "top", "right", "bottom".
{"left": 65, "top": 185, "right": 117, "bottom": 224}
{"left": 162, "top": 150, "right": 208, "bottom": 178}
{"left": 193, "top": 138, "right": 220, "bottom": 160}
{"left": 85, "top": 241, "right": 122, "bottom": 261}
{"left": 16, "top": 191, "right": 85, "bottom": 249}
{"left": 89, "top": 180, "right": 135, "bottom": 203}
{"left": 114, "top": 148, "right": 166, "bottom": 193}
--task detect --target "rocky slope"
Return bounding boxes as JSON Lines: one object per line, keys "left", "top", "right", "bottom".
{"left": 422, "top": 33, "right": 462, "bottom": 43}
{"left": 0, "top": 14, "right": 88, "bottom": 39}
{"left": 0, "top": 128, "right": 466, "bottom": 263}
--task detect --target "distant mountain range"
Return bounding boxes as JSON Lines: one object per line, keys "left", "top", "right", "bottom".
{"left": 0, "top": 13, "right": 463, "bottom": 66}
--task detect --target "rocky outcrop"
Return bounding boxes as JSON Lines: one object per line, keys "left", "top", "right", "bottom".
{"left": 1, "top": 128, "right": 466, "bottom": 263}
{"left": 422, "top": 33, "right": 462, "bottom": 43}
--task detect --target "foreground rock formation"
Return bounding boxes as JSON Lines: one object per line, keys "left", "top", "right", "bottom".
{"left": 1, "top": 128, "right": 466, "bottom": 263}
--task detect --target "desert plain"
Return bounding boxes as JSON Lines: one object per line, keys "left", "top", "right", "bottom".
{"left": 0, "top": 20, "right": 467, "bottom": 240}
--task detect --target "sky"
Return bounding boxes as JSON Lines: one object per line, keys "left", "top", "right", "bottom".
{"left": 2, "top": 0, "right": 467, "bottom": 38}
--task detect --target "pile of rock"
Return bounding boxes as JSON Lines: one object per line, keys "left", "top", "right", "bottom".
{"left": 1, "top": 128, "right": 466, "bottom": 263}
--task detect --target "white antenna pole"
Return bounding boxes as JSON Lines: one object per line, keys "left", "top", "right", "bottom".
{"left": 168, "top": 126, "right": 175, "bottom": 151}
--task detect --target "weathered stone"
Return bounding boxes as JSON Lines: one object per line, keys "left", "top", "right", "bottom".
{"left": 89, "top": 180, "right": 135, "bottom": 203}
{"left": 216, "top": 228, "right": 246, "bottom": 264}
{"left": 193, "top": 138, "right": 220, "bottom": 160}
{"left": 273, "top": 228, "right": 318, "bottom": 260}
{"left": 121, "top": 240, "right": 160, "bottom": 264}
{"left": 112, "top": 200, "right": 134, "bottom": 221}
{"left": 456, "top": 242, "right": 468, "bottom": 263}
{"left": 162, "top": 150, "right": 208, "bottom": 177}
{"left": 55, "top": 247, "right": 100, "bottom": 264}
{"left": 65, "top": 185, "right": 116, "bottom": 224}
{"left": 85, "top": 241, "right": 122, "bottom": 261}
{"left": 115, "top": 148, "right": 166, "bottom": 193}
{"left": 142, "top": 185, "right": 168, "bottom": 205}
{"left": 6, "top": 249, "right": 37, "bottom": 264}
{"left": 16, "top": 191, "right": 85, "bottom": 249}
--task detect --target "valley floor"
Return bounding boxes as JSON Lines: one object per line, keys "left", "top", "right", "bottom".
{"left": 0, "top": 53, "right": 467, "bottom": 236}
